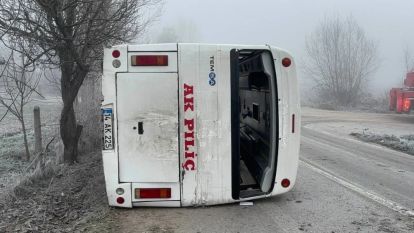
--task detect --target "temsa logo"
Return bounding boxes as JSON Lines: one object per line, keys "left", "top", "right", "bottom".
{"left": 182, "top": 83, "right": 196, "bottom": 171}
{"left": 208, "top": 56, "right": 216, "bottom": 86}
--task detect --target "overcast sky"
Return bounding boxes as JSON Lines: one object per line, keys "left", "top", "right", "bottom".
{"left": 150, "top": 0, "right": 414, "bottom": 94}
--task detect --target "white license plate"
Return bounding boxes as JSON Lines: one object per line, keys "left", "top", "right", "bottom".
{"left": 102, "top": 108, "right": 114, "bottom": 150}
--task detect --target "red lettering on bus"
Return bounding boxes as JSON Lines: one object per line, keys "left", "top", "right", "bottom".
{"left": 185, "top": 139, "right": 194, "bottom": 151}
{"left": 184, "top": 97, "right": 194, "bottom": 111}
{"left": 182, "top": 83, "right": 196, "bottom": 171}
{"left": 184, "top": 131, "right": 194, "bottom": 139}
{"left": 185, "top": 151, "right": 196, "bottom": 159}
{"left": 184, "top": 83, "right": 193, "bottom": 96}
{"left": 182, "top": 159, "right": 195, "bottom": 171}
{"left": 184, "top": 119, "right": 194, "bottom": 131}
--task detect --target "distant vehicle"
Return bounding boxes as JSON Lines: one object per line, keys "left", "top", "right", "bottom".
{"left": 101, "top": 43, "right": 300, "bottom": 207}
{"left": 390, "top": 72, "right": 414, "bottom": 113}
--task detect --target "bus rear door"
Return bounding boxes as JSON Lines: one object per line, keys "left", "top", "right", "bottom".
{"left": 116, "top": 55, "right": 180, "bottom": 206}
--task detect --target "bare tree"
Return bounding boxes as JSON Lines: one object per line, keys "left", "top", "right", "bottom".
{"left": 305, "top": 16, "right": 378, "bottom": 107}
{"left": 0, "top": 49, "right": 42, "bottom": 160}
{"left": 0, "top": 0, "right": 162, "bottom": 163}
{"left": 42, "top": 67, "right": 61, "bottom": 95}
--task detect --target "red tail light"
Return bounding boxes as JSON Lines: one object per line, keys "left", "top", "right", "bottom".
{"left": 282, "top": 57, "right": 291, "bottom": 67}
{"left": 112, "top": 50, "right": 120, "bottom": 58}
{"left": 281, "top": 178, "right": 290, "bottom": 188}
{"left": 131, "top": 55, "right": 168, "bottom": 66}
{"left": 403, "top": 98, "right": 411, "bottom": 112}
{"left": 135, "top": 188, "right": 171, "bottom": 199}
{"left": 116, "top": 196, "right": 125, "bottom": 204}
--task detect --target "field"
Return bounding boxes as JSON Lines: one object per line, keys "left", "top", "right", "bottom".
{"left": 0, "top": 98, "right": 62, "bottom": 196}
{"left": 0, "top": 97, "right": 113, "bottom": 232}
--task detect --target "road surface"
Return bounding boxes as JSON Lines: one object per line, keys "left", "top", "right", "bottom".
{"left": 113, "top": 108, "right": 414, "bottom": 233}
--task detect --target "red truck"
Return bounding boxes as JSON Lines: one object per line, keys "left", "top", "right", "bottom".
{"left": 390, "top": 72, "right": 414, "bottom": 113}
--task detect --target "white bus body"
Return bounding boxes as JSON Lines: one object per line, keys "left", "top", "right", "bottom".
{"left": 101, "top": 43, "right": 300, "bottom": 207}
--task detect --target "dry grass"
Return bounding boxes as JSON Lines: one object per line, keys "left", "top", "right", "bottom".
{"left": 350, "top": 132, "right": 414, "bottom": 155}
{"left": 0, "top": 152, "right": 112, "bottom": 232}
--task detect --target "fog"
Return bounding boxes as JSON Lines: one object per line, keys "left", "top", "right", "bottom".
{"left": 149, "top": 0, "right": 414, "bottom": 95}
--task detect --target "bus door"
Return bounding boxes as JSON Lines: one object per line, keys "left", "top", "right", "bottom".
{"left": 116, "top": 72, "right": 180, "bottom": 201}
{"left": 231, "top": 49, "right": 279, "bottom": 199}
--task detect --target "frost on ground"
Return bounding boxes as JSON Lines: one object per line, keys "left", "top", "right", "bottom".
{"left": 0, "top": 98, "right": 61, "bottom": 198}
{"left": 350, "top": 132, "right": 414, "bottom": 156}
{"left": 0, "top": 152, "right": 114, "bottom": 232}
{"left": 303, "top": 107, "right": 414, "bottom": 156}
{"left": 0, "top": 98, "right": 113, "bottom": 232}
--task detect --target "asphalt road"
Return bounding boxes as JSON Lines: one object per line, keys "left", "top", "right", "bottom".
{"left": 114, "top": 108, "right": 414, "bottom": 233}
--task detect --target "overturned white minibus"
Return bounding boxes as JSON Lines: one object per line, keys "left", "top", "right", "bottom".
{"left": 101, "top": 43, "right": 300, "bottom": 207}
